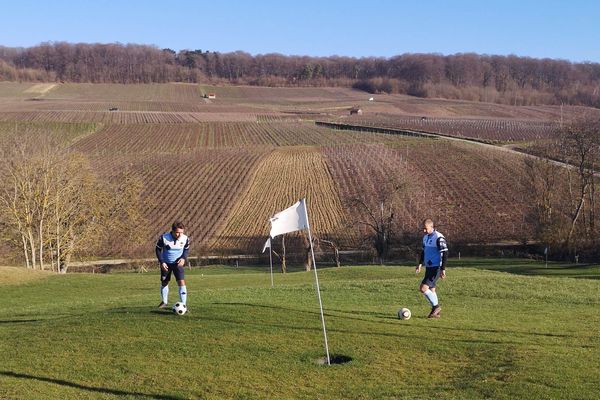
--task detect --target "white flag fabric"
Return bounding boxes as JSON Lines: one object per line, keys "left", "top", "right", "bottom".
{"left": 269, "top": 199, "right": 308, "bottom": 238}
{"left": 262, "top": 237, "right": 271, "bottom": 253}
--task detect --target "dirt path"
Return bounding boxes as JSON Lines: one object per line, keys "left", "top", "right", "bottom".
{"left": 24, "top": 83, "right": 58, "bottom": 95}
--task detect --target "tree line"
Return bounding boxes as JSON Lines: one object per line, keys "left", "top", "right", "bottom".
{"left": 525, "top": 113, "right": 600, "bottom": 261}
{"left": 1, "top": 42, "right": 599, "bottom": 107}
{"left": 0, "top": 131, "right": 147, "bottom": 271}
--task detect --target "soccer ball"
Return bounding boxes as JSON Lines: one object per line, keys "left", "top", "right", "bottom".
{"left": 172, "top": 302, "right": 187, "bottom": 315}
{"left": 397, "top": 307, "right": 411, "bottom": 320}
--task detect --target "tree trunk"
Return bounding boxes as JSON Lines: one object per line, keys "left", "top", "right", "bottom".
{"left": 305, "top": 245, "right": 313, "bottom": 271}
{"left": 280, "top": 235, "right": 286, "bottom": 274}
{"left": 38, "top": 220, "right": 45, "bottom": 270}
{"left": 21, "top": 235, "right": 30, "bottom": 269}
{"left": 304, "top": 235, "right": 313, "bottom": 272}
{"left": 27, "top": 228, "right": 37, "bottom": 270}
{"left": 566, "top": 185, "right": 587, "bottom": 247}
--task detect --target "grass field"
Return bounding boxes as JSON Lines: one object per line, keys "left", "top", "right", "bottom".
{"left": 1, "top": 259, "right": 598, "bottom": 399}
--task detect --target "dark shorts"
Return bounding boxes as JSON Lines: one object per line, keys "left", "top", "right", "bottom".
{"left": 160, "top": 262, "right": 185, "bottom": 284}
{"left": 421, "top": 267, "right": 442, "bottom": 288}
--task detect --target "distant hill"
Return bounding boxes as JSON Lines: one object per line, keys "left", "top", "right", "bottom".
{"left": 1, "top": 42, "right": 599, "bottom": 108}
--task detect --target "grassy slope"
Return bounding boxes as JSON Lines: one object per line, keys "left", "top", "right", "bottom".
{"left": 0, "top": 260, "right": 598, "bottom": 400}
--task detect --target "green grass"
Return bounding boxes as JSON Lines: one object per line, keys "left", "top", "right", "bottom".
{"left": 455, "top": 257, "right": 600, "bottom": 279}
{"left": 1, "top": 260, "right": 598, "bottom": 399}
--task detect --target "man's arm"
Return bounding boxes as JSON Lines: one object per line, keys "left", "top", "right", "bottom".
{"left": 441, "top": 251, "right": 448, "bottom": 270}
{"left": 176, "top": 237, "right": 190, "bottom": 267}
{"left": 437, "top": 236, "right": 448, "bottom": 272}
{"left": 181, "top": 237, "right": 190, "bottom": 260}
{"left": 416, "top": 244, "right": 424, "bottom": 273}
{"left": 155, "top": 237, "right": 165, "bottom": 264}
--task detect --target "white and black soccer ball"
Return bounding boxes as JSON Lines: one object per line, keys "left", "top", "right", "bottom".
{"left": 397, "top": 307, "right": 411, "bottom": 320}
{"left": 172, "top": 302, "right": 187, "bottom": 315}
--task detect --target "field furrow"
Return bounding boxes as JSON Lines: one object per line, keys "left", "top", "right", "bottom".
{"left": 211, "top": 146, "right": 350, "bottom": 254}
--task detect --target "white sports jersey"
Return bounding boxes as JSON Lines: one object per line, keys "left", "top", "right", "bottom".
{"left": 156, "top": 232, "right": 190, "bottom": 263}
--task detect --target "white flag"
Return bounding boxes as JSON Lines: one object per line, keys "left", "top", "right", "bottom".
{"left": 269, "top": 199, "right": 308, "bottom": 238}
{"left": 262, "top": 237, "right": 271, "bottom": 253}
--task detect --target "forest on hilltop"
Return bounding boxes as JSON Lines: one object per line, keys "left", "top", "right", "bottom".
{"left": 1, "top": 42, "right": 599, "bottom": 107}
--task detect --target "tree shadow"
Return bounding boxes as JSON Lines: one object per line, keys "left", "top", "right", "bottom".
{"left": 0, "top": 370, "right": 184, "bottom": 399}
{"left": 208, "top": 302, "right": 585, "bottom": 347}
{"left": 456, "top": 261, "right": 600, "bottom": 279}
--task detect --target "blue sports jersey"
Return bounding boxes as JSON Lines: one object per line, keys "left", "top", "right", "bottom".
{"left": 422, "top": 230, "right": 448, "bottom": 268}
{"left": 156, "top": 232, "right": 190, "bottom": 263}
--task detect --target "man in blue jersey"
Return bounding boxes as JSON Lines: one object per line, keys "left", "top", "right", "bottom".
{"left": 416, "top": 218, "right": 448, "bottom": 318}
{"left": 156, "top": 221, "right": 190, "bottom": 309}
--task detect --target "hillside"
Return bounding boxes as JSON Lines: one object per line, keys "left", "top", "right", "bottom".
{"left": 0, "top": 82, "right": 596, "bottom": 260}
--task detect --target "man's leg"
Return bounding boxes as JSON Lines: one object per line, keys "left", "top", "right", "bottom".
{"left": 429, "top": 287, "right": 441, "bottom": 317}
{"left": 420, "top": 284, "right": 438, "bottom": 308}
{"left": 173, "top": 265, "right": 187, "bottom": 305}
{"left": 159, "top": 268, "right": 172, "bottom": 308}
{"left": 177, "top": 280, "right": 187, "bottom": 305}
{"left": 420, "top": 268, "right": 441, "bottom": 318}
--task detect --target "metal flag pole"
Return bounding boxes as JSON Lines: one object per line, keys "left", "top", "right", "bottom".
{"left": 269, "top": 241, "right": 274, "bottom": 288}
{"left": 302, "top": 198, "right": 331, "bottom": 365}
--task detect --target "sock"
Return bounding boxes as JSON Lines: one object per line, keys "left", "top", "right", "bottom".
{"left": 423, "top": 289, "right": 438, "bottom": 307}
{"left": 430, "top": 291, "right": 439, "bottom": 307}
{"left": 179, "top": 285, "right": 187, "bottom": 305}
{"left": 161, "top": 285, "right": 169, "bottom": 304}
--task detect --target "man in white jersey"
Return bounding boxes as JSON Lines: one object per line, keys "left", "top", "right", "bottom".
{"left": 156, "top": 221, "right": 190, "bottom": 309}
{"left": 416, "top": 219, "right": 448, "bottom": 318}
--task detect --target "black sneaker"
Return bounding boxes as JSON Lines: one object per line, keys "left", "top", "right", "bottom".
{"left": 428, "top": 305, "right": 441, "bottom": 318}
{"left": 157, "top": 302, "right": 169, "bottom": 309}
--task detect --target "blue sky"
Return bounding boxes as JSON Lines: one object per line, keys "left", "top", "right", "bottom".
{"left": 1, "top": 0, "right": 598, "bottom": 62}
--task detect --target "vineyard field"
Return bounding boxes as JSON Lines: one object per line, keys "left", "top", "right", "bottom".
{"left": 0, "top": 121, "right": 98, "bottom": 144}
{"left": 338, "top": 114, "right": 559, "bottom": 142}
{"left": 211, "top": 146, "right": 350, "bottom": 254}
{"left": 0, "top": 110, "right": 260, "bottom": 124}
{"left": 323, "top": 140, "right": 532, "bottom": 244}
{"left": 1, "top": 82, "right": 597, "bottom": 259}
{"left": 199, "top": 85, "right": 366, "bottom": 104}
{"left": 72, "top": 121, "right": 418, "bottom": 154}
{"left": 50, "top": 83, "right": 205, "bottom": 103}
{"left": 89, "top": 148, "right": 271, "bottom": 253}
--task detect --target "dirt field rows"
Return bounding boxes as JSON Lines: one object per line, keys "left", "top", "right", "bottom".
{"left": 0, "top": 83, "right": 591, "bottom": 257}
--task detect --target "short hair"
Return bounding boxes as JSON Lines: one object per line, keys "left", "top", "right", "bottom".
{"left": 422, "top": 218, "right": 434, "bottom": 227}
{"left": 172, "top": 221, "right": 185, "bottom": 231}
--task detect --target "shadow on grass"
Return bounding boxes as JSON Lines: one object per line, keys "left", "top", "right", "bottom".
{"left": 209, "top": 302, "right": 583, "bottom": 346}
{"left": 455, "top": 260, "right": 600, "bottom": 279}
{"left": 212, "top": 301, "right": 398, "bottom": 324}
{"left": 105, "top": 306, "right": 174, "bottom": 317}
{"left": 0, "top": 319, "right": 41, "bottom": 324}
{"left": 0, "top": 370, "right": 184, "bottom": 399}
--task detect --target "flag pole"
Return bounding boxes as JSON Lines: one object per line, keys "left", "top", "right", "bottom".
{"left": 302, "top": 198, "right": 331, "bottom": 365}
{"left": 269, "top": 242, "right": 274, "bottom": 288}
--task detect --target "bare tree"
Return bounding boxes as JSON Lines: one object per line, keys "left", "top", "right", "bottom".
{"left": 271, "top": 235, "right": 287, "bottom": 273}
{"left": 0, "top": 133, "right": 147, "bottom": 271}
{"left": 558, "top": 114, "right": 600, "bottom": 248}
{"left": 317, "top": 238, "right": 341, "bottom": 268}
{"left": 346, "top": 180, "right": 407, "bottom": 264}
